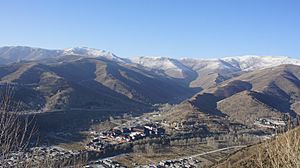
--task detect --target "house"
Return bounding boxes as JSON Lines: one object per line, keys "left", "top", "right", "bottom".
{"left": 254, "top": 118, "right": 286, "bottom": 129}
{"left": 131, "top": 126, "right": 144, "bottom": 133}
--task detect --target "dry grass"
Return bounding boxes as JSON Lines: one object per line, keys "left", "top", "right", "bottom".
{"left": 215, "top": 127, "right": 300, "bottom": 168}
{"left": 254, "top": 128, "right": 300, "bottom": 168}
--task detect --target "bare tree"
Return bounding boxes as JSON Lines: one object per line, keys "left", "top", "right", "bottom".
{"left": 0, "top": 87, "right": 91, "bottom": 168}
{"left": 0, "top": 86, "right": 37, "bottom": 167}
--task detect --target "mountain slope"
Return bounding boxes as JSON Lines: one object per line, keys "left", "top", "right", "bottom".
{"left": 0, "top": 57, "right": 199, "bottom": 112}
{"left": 128, "top": 56, "right": 198, "bottom": 87}
{"left": 180, "top": 58, "right": 241, "bottom": 88}
{"left": 217, "top": 91, "right": 282, "bottom": 125}
{"left": 0, "top": 62, "right": 145, "bottom": 112}
{"left": 160, "top": 64, "right": 300, "bottom": 129}
{"left": 49, "top": 58, "right": 198, "bottom": 104}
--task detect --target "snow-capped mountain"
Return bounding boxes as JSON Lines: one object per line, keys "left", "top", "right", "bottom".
{"left": 0, "top": 46, "right": 61, "bottom": 63}
{"left": 180, "top": 58, "right": 240, "bottom": 71}
{"left": 0, "top": 46, "right": 126, "bottom": 64}
{"left": 129, "top": 55, "right": 300, "bottom": 77}
{"left": 178, "top": 58, "right": 241, "bottom": 88}
{"left": 221, "top": 55, "right": 300, "bottom": 71}
{"left": 180, "top": 55, "right": 300, "bottom": 72}
{"left": 130, "top": 55, "right": 300, "bottom": 88}
{"left": 128, "top": 56, "right": 194, "bottom": 79}
{"left": 2, "top": 46, "right": 298, "bottom": 72}
{"left": 62, "top": 47, "right": 126, "bottom": 62}
{"left": 179, "top": 55, "right": 300, "bottom": 88}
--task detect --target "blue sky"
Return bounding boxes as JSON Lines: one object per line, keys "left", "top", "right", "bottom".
{"left": 0, "top": 0, "right": 300, "bottom": 59}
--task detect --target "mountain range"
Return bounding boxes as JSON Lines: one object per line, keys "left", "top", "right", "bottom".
{"left": 2, "top": 46, "right": 300, "bottom": 89}
{"left": 0, "top": 46, "right": 300, "bottom": 128}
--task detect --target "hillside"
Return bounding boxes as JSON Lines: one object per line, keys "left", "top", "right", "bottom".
{"left": 0, "top": 57, "right": 198, "bottom": 113}
{"left": 217, "top": 91, "right": 282, "bottom": 126}
{"left": 49, "top": 58, "right": 197, "bottom": 104}
{"left": 159, "top": 64, "right": 300, "bottom": 130}
{"left": 0, "top": 62, "right": 145, "bottom": 112}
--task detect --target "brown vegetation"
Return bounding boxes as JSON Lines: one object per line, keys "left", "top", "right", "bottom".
{"left": 215, "top": 126, "right": 300, "bottom": 168}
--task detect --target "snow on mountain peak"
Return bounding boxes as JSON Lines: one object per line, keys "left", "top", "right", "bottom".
{"left": 221, "top": 55, "right": 300, "bottom": 71}
{"left": 62, "top": 47, "right": 127, "bottom": 62}
{"left": 1, "top": 46, "right": 300, "bottom": 73}
{"left": 128, "top": 56, "right": 193, "bottom": 79}
{"left": 129, "top": 56, "right": 178, "bottom": 69}
{"left": 63, "top": 47, "right": 113, "bottom": 57}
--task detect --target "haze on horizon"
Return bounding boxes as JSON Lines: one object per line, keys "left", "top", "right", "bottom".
{"left": 0, "top": 0, "right": 300, "bottom": 59}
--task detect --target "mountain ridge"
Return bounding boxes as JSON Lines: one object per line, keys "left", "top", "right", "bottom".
{"left": 2, "top": 46, "right": 299, "bottom": 90}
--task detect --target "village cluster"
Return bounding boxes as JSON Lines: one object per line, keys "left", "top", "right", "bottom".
{"left": 84, "top": 159, "right": 126, "bottom": 168}
{"left": 86, "top": 124, "right": 165, "bottom": 151}
{"left": 137, "top": 158, "right": 201, "bottom": 168}
{"left": 2, "top": 146, "right": 80, "bottom": 167}
{"left": 84, "top": 157, "right": 201, "bottom": 168}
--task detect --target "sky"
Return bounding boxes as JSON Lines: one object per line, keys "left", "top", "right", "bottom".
{"left": 0, "top": 0, "right": 300, "bottom": 59}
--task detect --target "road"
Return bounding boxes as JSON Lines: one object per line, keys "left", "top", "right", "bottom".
{"left": 179, "top": 145, "right": 247, "bottom": 160}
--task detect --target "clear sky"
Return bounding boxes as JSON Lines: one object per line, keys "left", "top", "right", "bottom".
{"left": 0, "top": 0, "right": 300, "bottom": 59}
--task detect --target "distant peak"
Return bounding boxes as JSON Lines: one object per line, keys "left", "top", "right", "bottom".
{"left": 222, "top": 55, "right": 290, "bottom": 60}
{"left": 133, "top": 56, "right": 172, "bottom": 60}
{"left": 62, "top": 47, "right": 118, "bottom": 58}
